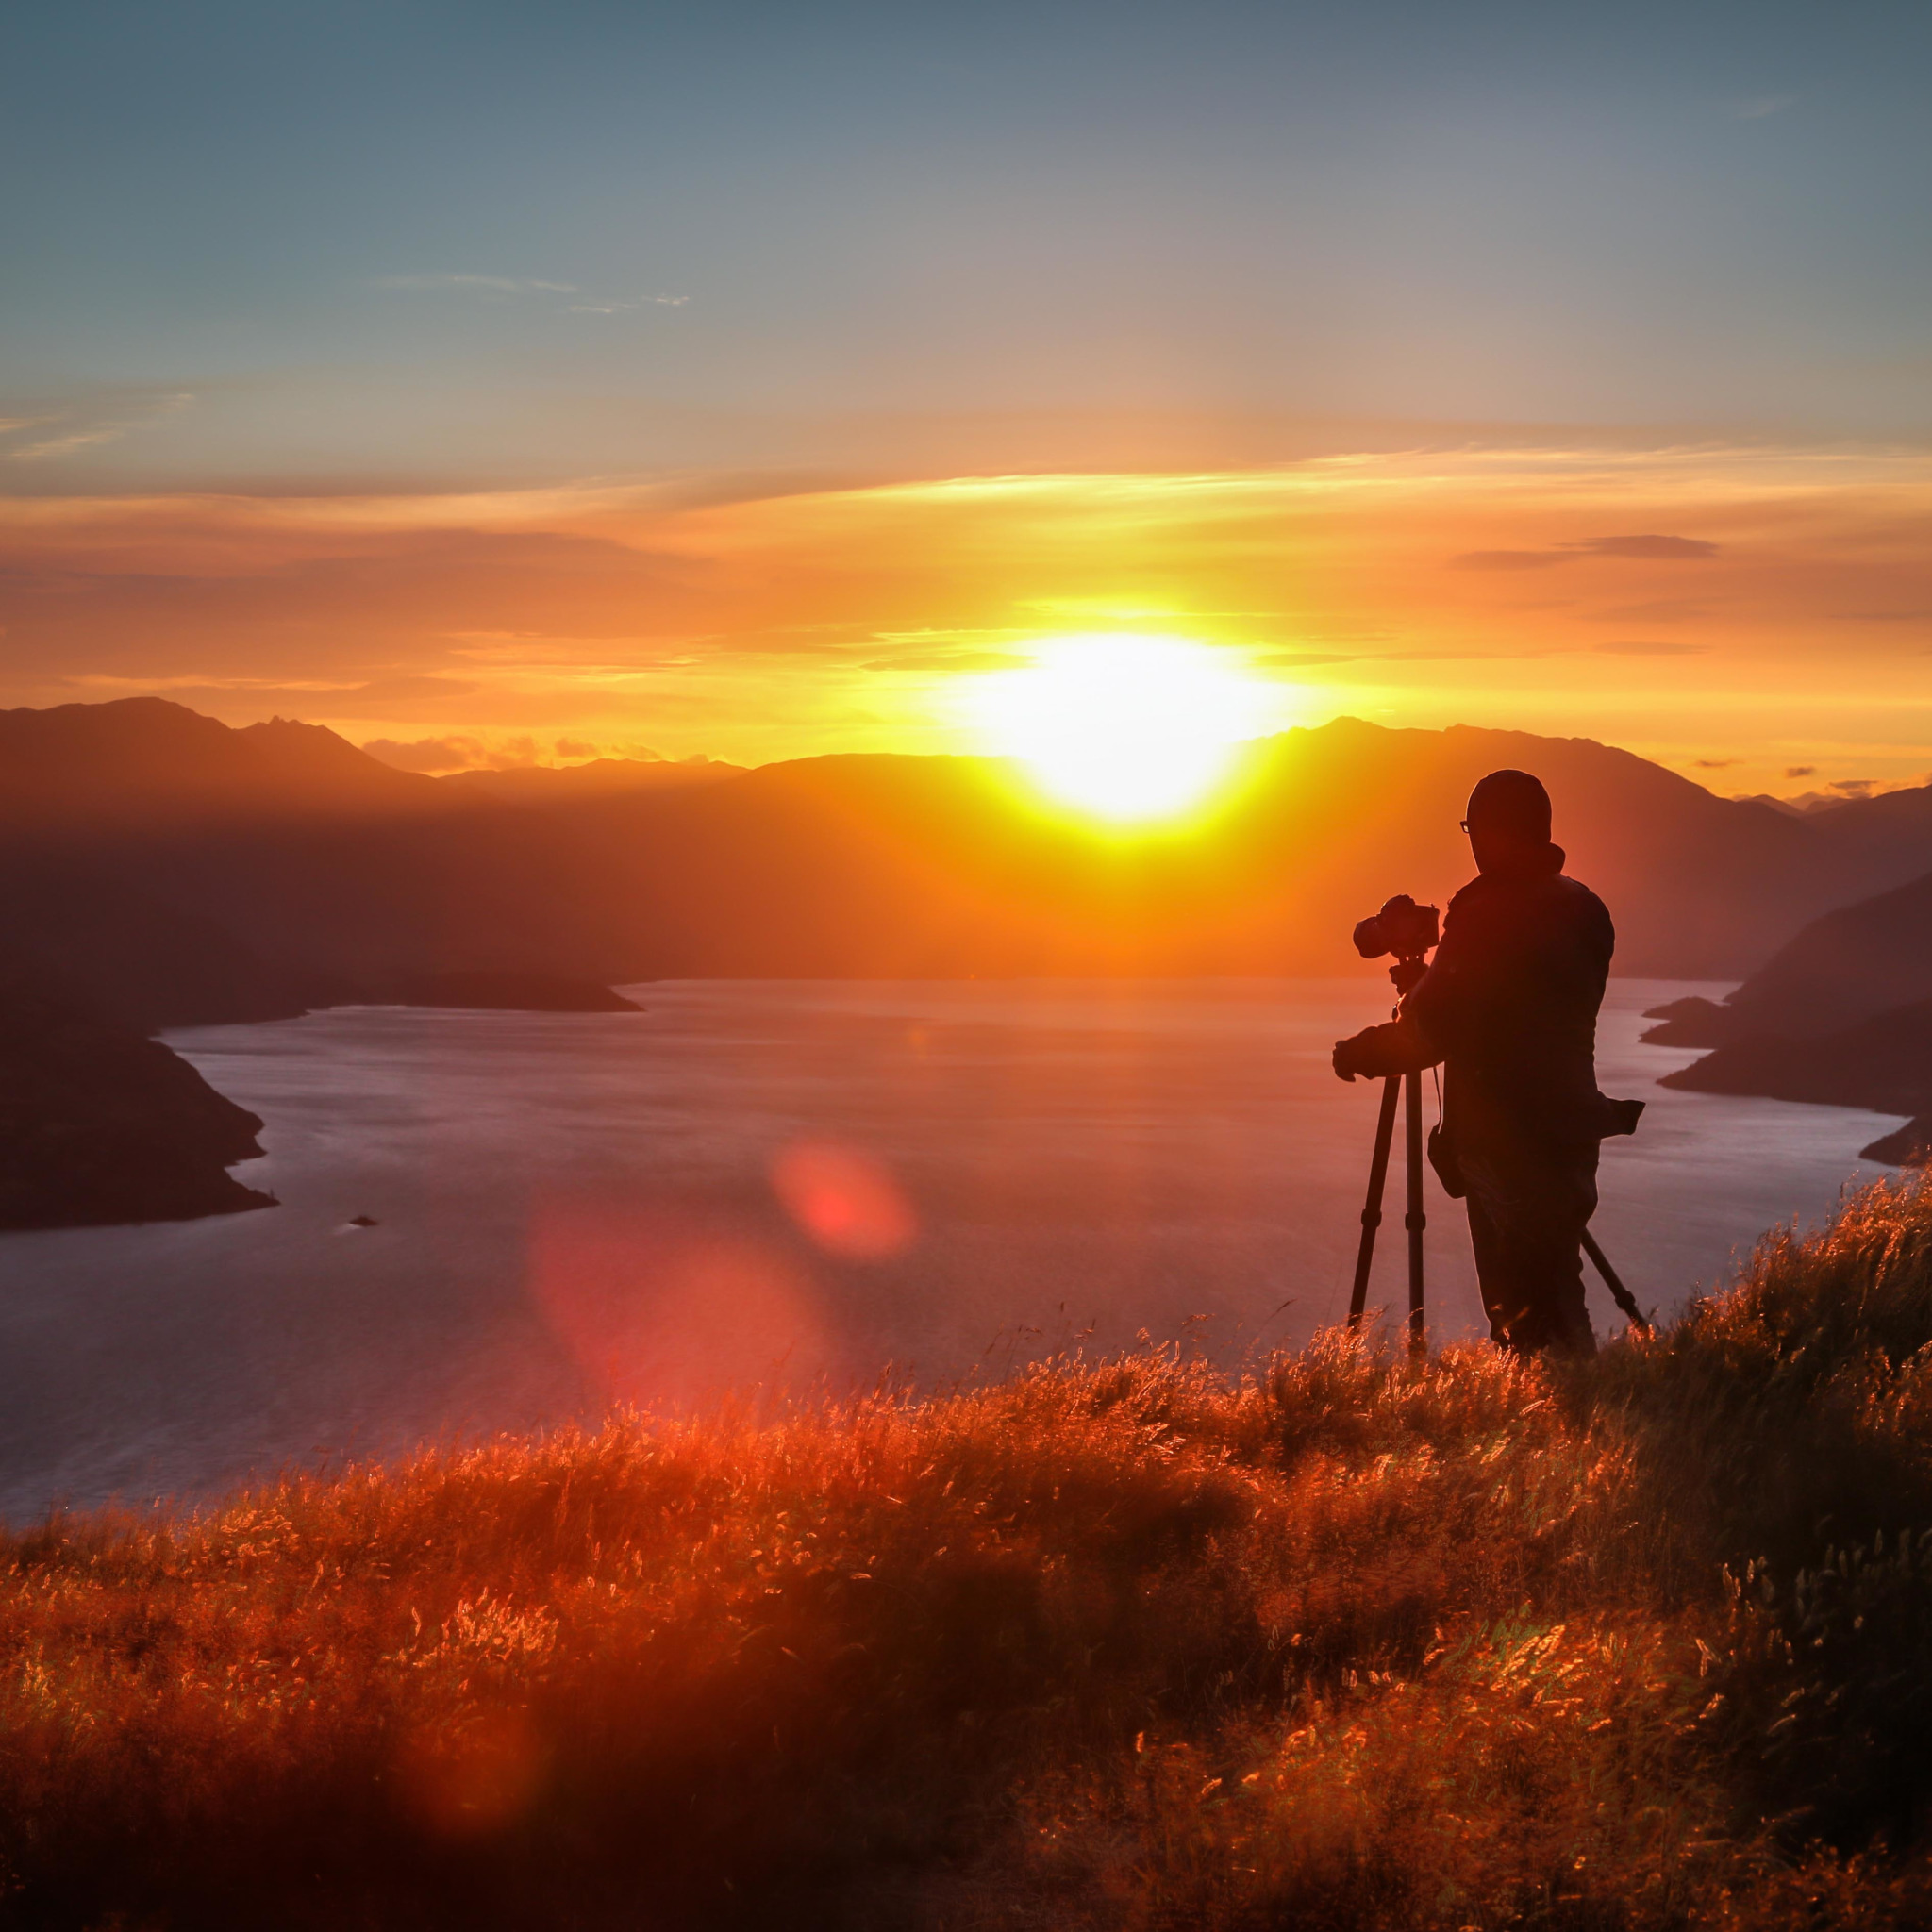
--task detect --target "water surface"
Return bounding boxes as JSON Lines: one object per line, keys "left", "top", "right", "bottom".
{"left": 0, "top": 979, "right": 1897, "bottom": 1519}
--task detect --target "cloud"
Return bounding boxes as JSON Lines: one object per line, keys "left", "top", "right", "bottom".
{"left": 362, "top": 732, "right": 669, "bottom": 774}
{"left": 375, "top": 274, "right": 580, "bottom": 294}
{"left": 567, "top": 296, "right": 690, "bottom": 313}
{"left": 1730, "top": 94, "right": 1796, "bottom": 120}
{"left": 1785, "top": 766, "right": 1816, "bottom": 779}
{"left": 375, "top": 275, "right": 687, "bottom": 314}
{"left": 1451, "top": 534, "right": 1716, "bottom": 570}
{"left": 0, "top": 390, "right": 193, "bottom": 463}
{"left": 1693, "top": 758, "right": 1737, "bottom": 769}
{"left": 1567, "top": 534, "right": 1719, "bottom": 560}
{"left": 1592, "top": 641, "right": 1710, "bottom": 656}
{"left": 3, "top": 445, "right": 1931, "bottom": 768}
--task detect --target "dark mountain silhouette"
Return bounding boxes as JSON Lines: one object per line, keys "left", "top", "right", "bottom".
{"left": 1650, "top": 864, "right": 1932, "bottom": 1163}
{"left": 17, "top": 698, "right": 1932, "bottom": 1030}
{"left": 0, "top": 979, "right": 273, "bottom": 1229}
{"left": 1642, "top": 865, "right": 1932, "bottom": 1052}
{"left": 1661, "top": 1000, "right": 1932, "bottom": 1116}
{"left": 1658, "top": 991, "right": 1932, "bottom": 1169}
{"left": 0, "top": 698, "right": 445, "bottom": 832}
{"left": 504, "top": 722, "right": 1932, "bottom": 981}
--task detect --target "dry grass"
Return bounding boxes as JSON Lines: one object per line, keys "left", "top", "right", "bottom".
{"left": 8, "top": 1181, "right": 1932, "bottom": 1926}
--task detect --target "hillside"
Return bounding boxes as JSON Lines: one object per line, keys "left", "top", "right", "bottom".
{"left": 0, "top": 979, "right": 273, "bottom": 1227}
{"left": 1661, "top": 999, "right": 1932, "bottom": 1115}
{"left": 3, "top": 1179, "right": 1931, "bottom": 1926}
{"left": 1667, "top": 866, "right": 1932, "bottom": 1044}
{"left": 18, "top": 697, "right": 1932, "bottom": 1024}
{"left": 1647, "top": 868, "right": 1932, "bottom": 1152}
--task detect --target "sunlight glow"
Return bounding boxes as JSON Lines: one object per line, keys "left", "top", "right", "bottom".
{"left": 964, "top": 634, "right": 1278, "bottom": 822}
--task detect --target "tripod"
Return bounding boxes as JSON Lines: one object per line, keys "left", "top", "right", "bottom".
{"left": 1345, "top": 953, "right": 1430, "bottom": 1352}
{"left": 1342, "top": 952, "right": 1651, "bottom": 1345}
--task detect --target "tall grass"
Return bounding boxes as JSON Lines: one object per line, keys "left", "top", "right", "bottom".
{"left": 8, "top": 1180, "right": 1932, "bottom": 1926}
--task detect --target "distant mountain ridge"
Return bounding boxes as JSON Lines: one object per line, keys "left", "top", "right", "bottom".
{"left": 12, "top": 697, "right": 1932, "bottom": 1030}
{"left": 439, "top": 756, "right": 743, "bottom": 802}
{"left": 1649, "top": 862, "right": 1932, "bottom": 1163}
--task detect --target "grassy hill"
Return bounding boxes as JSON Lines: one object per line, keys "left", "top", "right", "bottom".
{"left": 7, "top": 1186, "right": 1932, "bottom": 1926}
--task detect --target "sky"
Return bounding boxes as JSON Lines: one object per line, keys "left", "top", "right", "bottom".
{"left": 4, "top": 0, "right": 1931, "bottom": 795}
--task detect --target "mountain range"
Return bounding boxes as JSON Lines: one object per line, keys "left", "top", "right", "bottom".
{"left": 13, "top": 697, "right": 1932, "bottom": 1032}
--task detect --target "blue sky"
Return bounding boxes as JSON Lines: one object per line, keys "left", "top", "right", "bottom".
{"left": 5, "top": 0, "right": 1931, "bottom": 487}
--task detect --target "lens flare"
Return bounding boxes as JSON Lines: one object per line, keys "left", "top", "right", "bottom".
{"left": 529, "top": 1195, "right": 829, "bottom": 1405}
{"left": 771, "top": 1140, "right": 918, "bottom": 1259}
{"left": 962, "top": 634, "right": 1277, "bottom": 823}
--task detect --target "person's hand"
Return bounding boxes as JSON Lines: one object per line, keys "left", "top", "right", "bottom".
{"left": 1332, "top": 1019, "right": 1433, "bottom": 1082}
{"left": 1332, "top": 1027, "right": 1376, "bottom": 1082}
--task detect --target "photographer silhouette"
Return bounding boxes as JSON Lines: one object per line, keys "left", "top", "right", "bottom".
{"left": 1332, "top": 770, "right": 1641, "bottom": 1356}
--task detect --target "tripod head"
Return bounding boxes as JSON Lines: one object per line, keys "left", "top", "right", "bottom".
{"left": 1353, "top": 894, "right": 1439, "bottom": 1002}
{"left": 1388, "top": 952, "right": 1429, "bottom": 996}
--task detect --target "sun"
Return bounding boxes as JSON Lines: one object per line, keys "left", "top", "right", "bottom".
{"left": 963, "top": 634, "right": 1277, "bottom": 823}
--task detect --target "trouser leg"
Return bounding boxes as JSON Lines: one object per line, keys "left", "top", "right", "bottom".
{"left": 1460, "top": 1141, "right": 1600, "bottom": 1357}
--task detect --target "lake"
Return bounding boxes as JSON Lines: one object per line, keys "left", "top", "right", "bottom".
{"left": 0, "top": 978, "right": 1901, "bottom": 1521}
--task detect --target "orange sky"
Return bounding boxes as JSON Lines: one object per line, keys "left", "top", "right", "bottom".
{"left": 5, "top": 444, "right": 1931, "bottom": 800}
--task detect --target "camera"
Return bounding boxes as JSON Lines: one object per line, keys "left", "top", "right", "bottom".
{"left": 1352, "top": 893, "right": 1440, "bottom": 962}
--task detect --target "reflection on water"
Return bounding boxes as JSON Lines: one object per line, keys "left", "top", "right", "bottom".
{"left": 0, "top": 979, "right": 1900, "bottom": 1519}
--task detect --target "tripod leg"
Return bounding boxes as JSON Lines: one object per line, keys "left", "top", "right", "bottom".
{"left": 1404, "top": 1068, "right": 1426, "bottom": 1354}
{"left": 1347, "top": 1075, "right": 1401, "bottom": 1331}
{"left": 1581, "top": 1229, "right": 1649, "bottom": 1332}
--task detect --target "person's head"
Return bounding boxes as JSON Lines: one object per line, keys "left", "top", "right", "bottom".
{"left": 1461, "top": 769, "right": 1555, "bottom": 876}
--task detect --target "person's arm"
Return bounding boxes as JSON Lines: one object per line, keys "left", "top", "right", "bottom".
{"left": 1332, "top": 1012, "right": 1438, "bottom": 1082}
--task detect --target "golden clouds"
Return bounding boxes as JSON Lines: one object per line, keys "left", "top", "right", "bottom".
{"left": 2, "top": 446, "right": 1931, "bottom": 793}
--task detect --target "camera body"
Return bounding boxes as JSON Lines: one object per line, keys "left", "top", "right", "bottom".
{"left": 1353, "top": 893, "right": 1440, "bottom": 963}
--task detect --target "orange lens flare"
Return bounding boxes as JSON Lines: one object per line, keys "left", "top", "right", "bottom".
{"left": 529, "top": 1195, "right": 829, "bottom": 1406}
{"left": 770, "top": 1140, "right": 918, "bottom": 1259}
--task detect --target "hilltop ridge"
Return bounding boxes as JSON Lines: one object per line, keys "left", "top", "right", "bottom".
{"left": 9, "top": 697, "right": 1932, "bottom": 1026}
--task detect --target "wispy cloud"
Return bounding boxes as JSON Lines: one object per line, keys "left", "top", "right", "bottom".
{"left": 1570, "top": 534, "right": 1718, "bottom": 560}
{"left": 1451, "top": 533, "right": 1718, "bottom": 570}
{"left": 5, "top": 446, "right": 1932, "bottom": 772}
{"left": 374, "top": 274, "right": 580, "bottom": 294}
{"left": 567, "top": 296, "right": 689, "bottom": 313}
{"left": 0, "top": 391, "right": 192, "bottom": 464}
{"left": 361, "top": 732, "right": 669, "bottom": 774}
{"left": 375, "top": 274, "right": 688, "bottom": 314}
{"left": 1730, "top": 94, "right": 1796, "bottom": 120}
